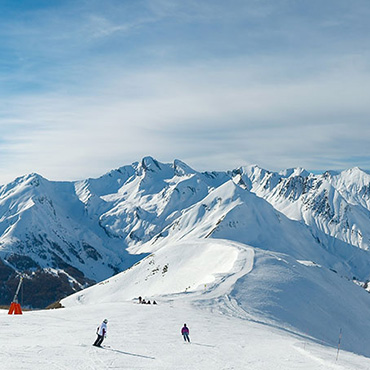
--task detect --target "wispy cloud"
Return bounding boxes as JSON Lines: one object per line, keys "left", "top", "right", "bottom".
{"left": 0, "top": 0, "right": 369, "bottom": 183}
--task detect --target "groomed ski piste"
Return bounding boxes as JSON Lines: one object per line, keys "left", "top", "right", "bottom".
{"left": 2, "top": 239, "right": 370, "bottom": 369}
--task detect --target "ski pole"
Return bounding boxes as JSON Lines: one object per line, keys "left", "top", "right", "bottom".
{"left": 336, "top": 328, "right": 342, "bottom": 362}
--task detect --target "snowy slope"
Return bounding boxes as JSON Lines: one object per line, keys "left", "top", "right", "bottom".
{"left": 63, "top": 238, "right": 370, "bottom": 359}
{"left": 135, "top": 178, "right": 370, "bottom": 283}
{"left": 0, "top": 173, "right": 147, "bottom": 307}
{"left": 0, "top": 173, "right": 132, "bottom": 281}
{"left": 233, "top": 165, "right": 370, "bottom": 251}
{"left": 62, "top": 239, "right": 243, "bottom": 305}
{"left": 3, "top": 298, "right": 370, "bottom": 370}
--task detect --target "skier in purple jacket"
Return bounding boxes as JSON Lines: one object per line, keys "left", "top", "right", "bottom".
{"left": 181, "top": 323, "right": 190, "bottom": 342}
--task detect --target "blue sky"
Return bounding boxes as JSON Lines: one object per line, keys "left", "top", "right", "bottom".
{"left": 0, "top": 0, "right": 369, "bottom": 183}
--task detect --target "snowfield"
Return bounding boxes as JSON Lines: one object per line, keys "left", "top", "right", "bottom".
{"left": 2, "top": 239, "right": 370, "bottom": 369}
{"left": 2, "top": 301, "right": 370, "bottom": 370}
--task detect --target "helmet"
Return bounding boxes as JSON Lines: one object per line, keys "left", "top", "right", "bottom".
{"left": 103, "top": 319, "right": 108, "bottom": 323}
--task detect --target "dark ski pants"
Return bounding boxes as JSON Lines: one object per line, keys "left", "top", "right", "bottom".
{"left": 94, "top": 334, "right": 105, "bottom": 347}
{"left": 183, "top": 334, "right": 190, "bottom": 342}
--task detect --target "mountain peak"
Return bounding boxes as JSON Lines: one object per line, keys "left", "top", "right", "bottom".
{"left": 338, "top": 166, "right": 369, "bottom": 180}
{"left": 140, "top": 156, "right": 162, "bottom": 172}
{"left": 4, "top": 172, "right": 46, "bottom": 192}
{"left": 344, "top": 166, "right": 369, "bottom": 176}
{"left": 279, "top": 167, "right": 309, "bottom": 178}
{"left": 173, "top": 159, "right": 196, "bottom": 176}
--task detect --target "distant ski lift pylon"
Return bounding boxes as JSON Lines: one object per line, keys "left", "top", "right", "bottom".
{"left": 8, "top": 276, "right": 23, "bottom": 315}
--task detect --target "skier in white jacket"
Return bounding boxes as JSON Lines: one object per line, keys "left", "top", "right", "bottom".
{"left": 93, "top": 319, "right": 108, "bottom": 347}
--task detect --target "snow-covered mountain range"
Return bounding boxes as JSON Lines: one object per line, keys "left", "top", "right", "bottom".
{"left": 1, "top": 156, "right": 370, "bottom": 313}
